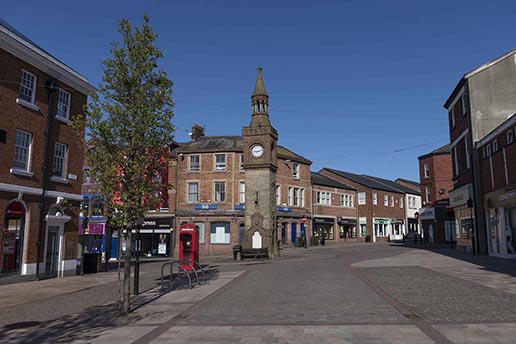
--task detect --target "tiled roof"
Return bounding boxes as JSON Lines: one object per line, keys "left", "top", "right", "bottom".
{"left": 363, "top": 175, "right": 421, "bottom": 196}
{"left": 310, "top": 172, "right": 355, "bottom": 190}
{"left": 322, "top": 168, "right": 408, "bottom": 194}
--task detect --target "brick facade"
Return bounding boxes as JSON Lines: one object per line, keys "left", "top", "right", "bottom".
{"left": 0, "top": 21, "right": 94, "bottom": 277}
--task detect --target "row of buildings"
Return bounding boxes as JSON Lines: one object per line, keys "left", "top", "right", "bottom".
{"left": 418, "top": 49, "right": 516, "bottom": 258}
{"left": 2, "top": 17, "right": 516, "bottom": 280}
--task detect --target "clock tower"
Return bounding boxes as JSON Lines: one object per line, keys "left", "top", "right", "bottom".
{"left": 242, "top": 67, "right": 279, "bottom": 256}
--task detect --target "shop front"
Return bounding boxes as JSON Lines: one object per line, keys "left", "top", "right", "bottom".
{"left": 313, "top": 217, "right": 335, "bottom": 240}
{"left": 337, "top": 217, "right": 357, "bottom": 241}
{"left": 139, "top": 217, "right": 173, "bottom": 257}
{"left": 484, "top": 188, "right": 516, "bottom": 257}
{"left": 449, "top": 184, "right": 475, "bottom": 253}
{"left": 1, "top": 200, "right": 27, "bottom": 275}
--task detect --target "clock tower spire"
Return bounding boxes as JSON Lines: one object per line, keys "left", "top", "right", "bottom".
{"left": 242, "top": 67, "right": 279, "bottom": 257}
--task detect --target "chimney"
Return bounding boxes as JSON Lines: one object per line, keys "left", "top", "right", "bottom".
{"left": 191, "top": 123, "right": 205, "bottom": 141}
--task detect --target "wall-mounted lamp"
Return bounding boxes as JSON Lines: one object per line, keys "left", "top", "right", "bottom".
{"left": 178, "top": 153, "right": 185, "bottom": 161}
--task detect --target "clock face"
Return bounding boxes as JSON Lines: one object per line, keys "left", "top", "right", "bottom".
{"left": 251, "top": 144, "right": 264, "bottom": 157}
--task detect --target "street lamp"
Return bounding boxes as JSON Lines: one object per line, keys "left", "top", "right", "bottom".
{"left": 80, "top": 216, "right": 89, "bottom": 276}
{"left": 133, "top": 218, "right": 144, "bottom": 295}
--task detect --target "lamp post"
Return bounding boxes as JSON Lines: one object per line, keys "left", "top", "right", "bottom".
{"left": 302, "top": 216, "right": 307, "bottom": 248}
{"left": 468, "top": 198, "right": 475, "bottom": 255}
{"left": 80, "top": 217, "right": 88, "bottom": 276}
{"left": 133, "top": 218, "right": 144, "bottom": 295}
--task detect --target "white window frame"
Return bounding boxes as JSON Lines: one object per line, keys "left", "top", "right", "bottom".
{"left": 384, "top": 195, "right": 389, "bottom": 206}
{"left": 400, "top": 196, "right": 404, "bottom": 208}
{"left": 341, "top": 194, "right": 353, "bottom": 208}
{"left": 239, "top": 182, "right": 245, "bottom": 203}
{"left": 214, "top": 181, "right": 226, "bottom": 202}
{"left": 195, "top": 222, "right": 205, "bottom": 244}
{"left": 288, "top": 187, "right": 293, "bottom": 206}
{"left": 293, "top": 188, "right": 300, "bottom": 206}
{"left": 423, "top": 162, "right": 430, "bottom": 178}
{"left": 390, "top": 195, "right": 394, "bottom": 207}
{"left": 506, "top": 130, "right": 514, "bottom": 145}
{"left": 316, "top": 191, "right": 331, "bottom": 205}
{"left": 187, "top": 182, "right": 199, "bottom": 203}
{"left": 12, "top": 130, "right": 32, "bottom": 173}
{"left": 276, "top": 185, "right": 281, "bottom": 205}
{"left": 372, "top": 192, "right": 377, "bottom": 205}
{"left": 450, "top": 108, "right": 456, "bottom": 128}
{"left": 215, "top": 154, "right": 226, "bottom": 171}
{"left": 358, "top": 192, "right": 366, "bottom": 205}
{"left": 52, "top": 142, "right": 68, "bottom": 179}
{"left": 189, "top": 155, "right": 200, "bottom": 172}
{"left": 492, "top": 139, "right": 499, "bottom": 153}
{"left": 56, "top": 88, "right": 71, "bottom": 121}
{"left": 240, "top": 154, "right": 244, "bottom": 172}
{"left": 292, "top": 163, "right": 300, "bottom": 179}
{"left": 300, "top": 188, "right": 305, "bottom": 207}
{"left": 18, "top": 69, "right": 37, "bottom": 105}
{"left": 425, "top": 186, "right": 431, "bottom": 204}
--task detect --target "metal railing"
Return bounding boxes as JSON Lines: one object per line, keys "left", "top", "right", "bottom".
{"left": 160, "top": 259, "right": 205, "bottom": 291}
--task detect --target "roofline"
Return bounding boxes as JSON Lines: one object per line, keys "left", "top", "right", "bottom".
{"left": 0, "top": 22, "right": 96, "bottom": 95}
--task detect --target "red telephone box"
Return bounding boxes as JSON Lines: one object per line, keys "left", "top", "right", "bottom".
{"left": 179, "top": 223, "right": 199, "bottom": 270}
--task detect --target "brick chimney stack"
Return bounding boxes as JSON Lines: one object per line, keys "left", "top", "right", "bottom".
{"left": 191, "top": 123, "right": 205, "bottom": 141}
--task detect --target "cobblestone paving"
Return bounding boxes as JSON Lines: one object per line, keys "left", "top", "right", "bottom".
{"left": 356, "top": 266, "right": 516, "bottom": 323}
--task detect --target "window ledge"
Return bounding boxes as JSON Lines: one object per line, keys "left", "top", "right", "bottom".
{"left": 50, "top": 176, "right": 69, "bottom": 184}
{"left": 10, "top": 168, "right": 34, "bottom": 178}
{"left": 56, "top": 115, "right": 71, "bottom": 124}
{"left": 16, "top": 98, "right": 40, "bottom": 112}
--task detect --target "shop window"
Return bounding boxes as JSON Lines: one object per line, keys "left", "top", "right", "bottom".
{"left": 195, "top": 222, "right": 205, "bottom": 244}
{"left": 210, "top": 222, "right": 230, "bottom": 244}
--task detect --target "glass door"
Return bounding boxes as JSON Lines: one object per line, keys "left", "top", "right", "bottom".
{"left": 45, "top": 226, "right": 60, "bottom": 277}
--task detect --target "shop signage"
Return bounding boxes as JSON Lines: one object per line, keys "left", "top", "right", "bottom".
{"left": 337, "top": 217, "right": 357, "bottom": 225}
{"left": 277, "top": 206, "right": 292, "bottom": 212}
{"left": 6, "top": 201, "right": 25, "bottom": 217}
{"left": 142, "top": 218, "right": 172, "bottom": 229}
{"left": 419, "top": 207, "right": 435, "bottom": 220}
{"left": 449, "top": 184, "right": 472, "bottom": 208}
{"left": 79, "top": 222, "right": 105, "bottom": 235}
{"left": 234, "top": 204, "right": 245, "bottom": 210}
{"left": 314, "top": 217, "right": 334, "bottom": 224}
{"left": 194, "top": 204, "right": 217, "bottom": 210}
{"left": 499, "top": 191, "right": 516, "bottom": 202}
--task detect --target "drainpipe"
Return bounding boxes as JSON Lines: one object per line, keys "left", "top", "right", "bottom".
{"left": 36, "top": 80, "right": 57, "bottom": 280}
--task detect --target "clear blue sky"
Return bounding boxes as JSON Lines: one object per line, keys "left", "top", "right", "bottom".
{"left": 4, "top": 1, "right": 516, "bottom": 182}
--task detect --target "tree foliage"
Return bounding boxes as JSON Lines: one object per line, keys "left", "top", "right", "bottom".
{"left": 74, "top": 14, "right": 174, "bottom": 229}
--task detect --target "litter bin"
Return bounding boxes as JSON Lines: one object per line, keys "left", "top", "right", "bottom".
{"left": 83, "top": 253, "right": 102, "bottom": 274}
{"left": 365, "top": 235, "right": 371, "bottom": 243}
{"left": 233, "top": 245, "right": 242, "bottom": 260}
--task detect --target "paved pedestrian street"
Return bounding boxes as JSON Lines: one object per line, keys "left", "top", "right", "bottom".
{"left": 1, "top": 243, "right": 516, "bottom": 343}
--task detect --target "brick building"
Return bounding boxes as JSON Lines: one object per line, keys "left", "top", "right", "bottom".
{"left": 417, "top": 144, "right": 454, "bottom": 243}
{"left": 310, "top": 172, "right": 357, "bottom": 243}
{"left": 444, "top": 49, "right": 516, "bottom": 254}
{"left": 319, "top": 168, "right": 406, "bottom": 242}
{"left": 0, "top": 20, "right": 95, "bottom": 278}
{"left": 169, "top": 69, "right": 312, "bottom": 256}
{"left": 477, "top": 114, "right": 516, "bottom": 257}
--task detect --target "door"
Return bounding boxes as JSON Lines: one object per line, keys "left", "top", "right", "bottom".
{"left": 45, "top": 226, "right": 60, "bottom": 277}
{"left": 291, "top": 223, "right": 297, "bottom": 244}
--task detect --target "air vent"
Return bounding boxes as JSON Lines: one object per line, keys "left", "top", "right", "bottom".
{"left": 0, "top": 130, "right": 6, "bottom": 144}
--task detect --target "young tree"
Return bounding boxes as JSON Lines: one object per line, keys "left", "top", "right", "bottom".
{"left": 73, "top": 14, "right": 174, "bottom": 314}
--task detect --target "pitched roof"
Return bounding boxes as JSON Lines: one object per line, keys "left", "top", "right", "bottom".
{"left": 310, "top": 172, "right": 355, "bottom": 190}
{"left": 417, "top": 143, "right": 451, "bottom": 160}
{"left": 321, "top": 168, "right": 418, "bottom": 194}
{"left": 363, "top": 175, "right": 421, "bottom": 196}
{"left": 172, "top": 135, "right": 312, "bottom": 164}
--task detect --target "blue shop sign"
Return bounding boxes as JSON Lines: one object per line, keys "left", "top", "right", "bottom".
{"left": 194, "top": 204, "right": 218, "bottom": 210}
{"left": 277, "top": 206, "right": 292, "bottom": 212}
{"left": 234, "top": 204, "right": 245, "bottom": 210}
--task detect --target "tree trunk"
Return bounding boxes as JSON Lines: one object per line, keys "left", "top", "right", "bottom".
{"left": 120, "top": 230, "right": 132, "bottom": 314}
